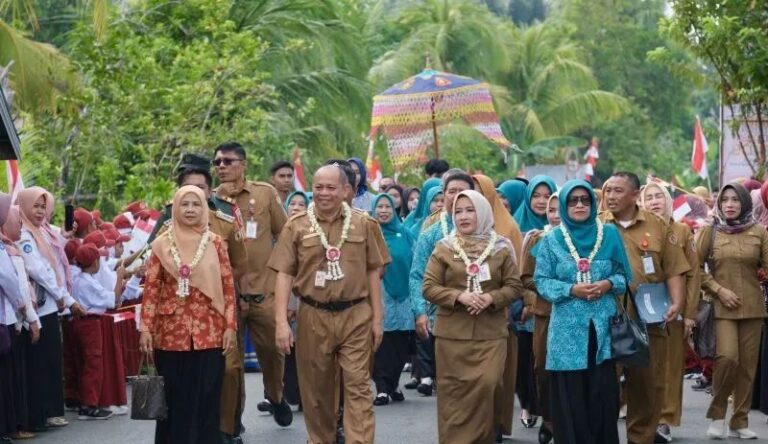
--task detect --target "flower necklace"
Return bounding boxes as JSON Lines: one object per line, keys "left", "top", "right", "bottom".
{"left": 559, "top": 220, "right": 604, "bottom": 284}
{"left": 450, "top": 230, "right": 498, "bottom": 293}
{"left": 439, "top": 211, "right": 450, "bottom": 237}
{"left": 169, "top": 227, "right": 211, "bottom": 298}
{"left": 307, "top": 201, "right": 352, "bottom": 281}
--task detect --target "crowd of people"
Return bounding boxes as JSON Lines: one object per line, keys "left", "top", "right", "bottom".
{"left": 2, "top": 144, "right": 768, "bottom": 444}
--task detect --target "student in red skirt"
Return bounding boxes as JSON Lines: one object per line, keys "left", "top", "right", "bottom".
{"left": 71, "top": 243, "right": 127, "bottom": 420}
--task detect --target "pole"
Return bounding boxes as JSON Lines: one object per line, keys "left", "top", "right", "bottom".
{"left": 431, "top": 96, "right": 439, "bottom": 158}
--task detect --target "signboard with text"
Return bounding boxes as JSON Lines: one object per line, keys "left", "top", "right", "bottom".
{"left": 720, "top": 104, "right": 766, "bottom": 184}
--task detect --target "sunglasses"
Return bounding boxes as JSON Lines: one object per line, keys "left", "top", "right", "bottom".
{"left": 212, "top": 158, "right": 244, "bottom": 167}
{"left": 567, "top": 195, "right": 592, "bottom": 207}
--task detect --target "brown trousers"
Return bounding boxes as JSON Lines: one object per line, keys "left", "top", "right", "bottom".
{"left": 494, "top": 331, "right": 518, "bottom": 435}
{"left": 660, "top": 320, "right": 684, "bottom": 427}
{"left": 707, "top": 318, "right": 763, "bottom": 430}
{"left": 296, "top": 302, "right": 374, "bottom": 444}
{"left": 625, "top": 327, "right": 667, "bottom": 444}
{"left": 240, "top": 297, "right": 285, "bottom": 403}
{"left": 220, "top": 341, "right": 245, "bottom": 435}
{"left": 532, "top": 315, "right": 551, "bottom": 422}
{"left": 437, "top": 336, "right": 507, "bottom": 444}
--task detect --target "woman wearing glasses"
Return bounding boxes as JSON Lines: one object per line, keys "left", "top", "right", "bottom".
{"left": 533, "top": 180, "right": 632, "bottom": 444}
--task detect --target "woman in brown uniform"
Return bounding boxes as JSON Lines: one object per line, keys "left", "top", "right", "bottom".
{"left": 520, "top": 193, "right": 559, "bottom": 444}
{"left": 423, "top": 190, "right": 523, "bottom": 444}
{"left": 697, "top": 183, "right": 768, "bottom": 440}
{"left": 640, "top": 182, "right": 701, "bottom": 443}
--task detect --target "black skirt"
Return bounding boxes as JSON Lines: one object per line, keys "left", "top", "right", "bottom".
{"left": 11, "top": 329, "right": 31, "bottom": 431}
{"left": 26, "top": 313, "right": 65, "bottom": 423}
{"left": 373, "top": 330, "right": 413, "bottom": 395}
{"left": 549, "top": 325, "right": 619, "bottom": 444}
{"left": 154, "top": 348, "right": 224, "bottom": 444}
{"left": 0, "top": 329, "right": 15, "bottom": 437}
{"left": 516, "top": 331, "right": 537, "bottom": 411}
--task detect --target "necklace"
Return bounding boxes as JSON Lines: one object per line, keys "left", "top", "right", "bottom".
{"left": 450, "top": 230, "right": 498, "bottom": 293}
{"left": 169, "top": 227, "right": 211, "bottom": 298}
{"left": 439, "top": 211, "right": 450, "bottom": 237}
{"left": 559, "top": 220, "right": 604, "bottom": 284}
{"left": 307, "top": 201, "right": 352, "bottom": 281}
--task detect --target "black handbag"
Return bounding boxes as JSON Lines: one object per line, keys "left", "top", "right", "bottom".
{"left": 693, "top": 298, "right": 716, "bottom": 359}
{"left": 130, "top": 352, "right": 168, "bottom": 421}
{"left": 610, "top": 289, "right": 650, "bottom": 368}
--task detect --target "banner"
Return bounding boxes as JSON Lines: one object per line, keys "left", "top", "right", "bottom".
{"left": 720, "top": 104, "right": 766, "bottom": 185}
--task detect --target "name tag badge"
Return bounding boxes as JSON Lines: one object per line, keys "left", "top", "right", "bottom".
{"left": 314, "top": 271, "right": 327, "bottom": 288}
{"left": 479, "top": 263, "right": 492, "bottom": 282}
{"left": 246, "top": 220, "right": 258, "bottom": 239}
{"left": 642, "top": 254, "right": 655, "bottom": 275}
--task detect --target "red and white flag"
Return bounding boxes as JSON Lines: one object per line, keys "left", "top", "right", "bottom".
{"left": 292, "top": 147, "right": 306, "bottom": 192}
{"left": 365, "top": 140, "right": 382, "bottom": 191}
{"left": 672, "top": 195, "right": 692, "bottom": 221}
{"left": 691, "top": 116, "right": 709, "bottom": 179}
{"left": 5, "top": 160, "right": 24, "bottom": 202}
{"left": 584, "top": 138, "right": 599, "bottom": 181}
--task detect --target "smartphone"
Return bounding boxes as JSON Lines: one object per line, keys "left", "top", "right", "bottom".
{"left": 64, "top": 204, "right": 74, "bottom": 232}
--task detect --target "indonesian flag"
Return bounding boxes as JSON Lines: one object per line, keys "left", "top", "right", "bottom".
{"left": 672, "top": 195, "right": 692, "bottom": 221}
{"left": 584, "top": 138, "right": 599, "bottom": 181}
{"left": 691, "top": 116, "right": 709, "bottom": 179}
{"left": 5, "top": 160, "right": 24, "bottom": 202}
{"left": 365, "top": 140, "right": 383, "bottom": 191}
{"left": 292, "top": 147, "right": 306, "bottom": 192}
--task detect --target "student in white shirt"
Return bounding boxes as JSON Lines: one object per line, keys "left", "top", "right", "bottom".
{"left": 16, "top": 187, "right": 85, "bottom": 430}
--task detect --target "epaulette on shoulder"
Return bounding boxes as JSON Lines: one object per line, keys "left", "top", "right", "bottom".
{"left": 215, "top": 210, "right": 235, "bottom": 223}
{"left": 249, "top": 180, "right": 278, "bottom": 191}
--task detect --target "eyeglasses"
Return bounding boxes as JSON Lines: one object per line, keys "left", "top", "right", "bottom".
{"left": 567, "top": 195, "right": 592, "bottom": 207}
{"left": 212, "top": 158, "right": 244, "bottom": 167}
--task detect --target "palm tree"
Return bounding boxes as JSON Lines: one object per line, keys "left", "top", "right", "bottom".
{"left": 231, "top": 0, "right": 373, "bottom": 162}
{"left": 499, "top": 23, "right": 629, "bottom": 161}
{"left": 367, "top": 0, "right": 511, "bottom": 90}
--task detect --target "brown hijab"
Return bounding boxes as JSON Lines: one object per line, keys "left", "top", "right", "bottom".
{"left": 17, "top": 187, "right": 64, "bottom": 285}
{"left": 151, "top": 186, "right": 225, "bottom": 315}
{"left": 472, "top": 174, "right": 523, "bottom": 258}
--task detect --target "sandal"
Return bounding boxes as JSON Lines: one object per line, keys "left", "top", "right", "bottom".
{"left": 46, "top": 417, "right": 69, "bottom": 427}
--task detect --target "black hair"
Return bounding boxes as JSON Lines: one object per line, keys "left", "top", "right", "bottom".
{"left": 401, "top": 187, "right": 420, "bottom": 218}
{"left": 214, "top": 141, "right": 246, "bottom": 160}
{"left": 383, "top": 184, "right": 404, "bottom": 208}
{"left": 269, "top": 160, "right": 293, "bottom": 176}
{"left": 443, "top": 172, "right": 475, "bottom": 190}
{"left": 177, "top": 167, "right": 213, "bottom": 188}
{"left": 425, "top": 159, "right": 450, "bottom": 177}
{"left": 611, "top": 171, "right": 641, "bottom": 191}
{"left": 324, "top": 159, "right": 354, "bottom": 186}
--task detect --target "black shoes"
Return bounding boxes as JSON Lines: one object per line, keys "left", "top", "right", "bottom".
{"left": 77, "top": 407, "right": 113, "bottom": 420}
{"left": 272, "top": 399, "right": 293, "bottom": 427}
{"left": 404, "top": 377, "right": 419, "bottom": 389}
{"left": 257, "top": 399, "right": 273, "bottom": 413}
{"left": 417, "top": 382, "right": 433, "bottom": 396}
{"left": 373, "top": 394, "right": 389, "bottom": 406}
{"left": 538, "top": 424, "right": 553, "bottom": 444}
{"left": 390, "top": 389, "right": 405, "bottom": 402}
{"left": 521, "top": 413, "right": 539, "bottom": 428}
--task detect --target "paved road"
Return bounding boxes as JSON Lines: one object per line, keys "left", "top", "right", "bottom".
{"left": 24, "top": 373, "right": 768, "bottom": 443}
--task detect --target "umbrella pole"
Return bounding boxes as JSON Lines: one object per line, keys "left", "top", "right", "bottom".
{"left": 431, "top": 97, "right": 439, "bottom": 158}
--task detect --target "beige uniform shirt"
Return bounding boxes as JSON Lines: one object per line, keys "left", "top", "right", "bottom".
{"left": 696, "top": 224, "right": 768, "bottom": 320}
{"left": 422, "top": 242, "right": 523, "bottom": 340}
{"left": 268, "top": 207, "right": 390, "bottom": 302}
{"left": 216, "top": 181, "right": 287, "bottom": 295}
{"left": 673, "top": 222, "right": 701, "bottom": 320}
{"left": 520, "top": 231, "right": 551, "bottom": 317}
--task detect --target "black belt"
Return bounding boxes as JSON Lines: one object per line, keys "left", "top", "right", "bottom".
{"left": 240, "top": 294, "right": 265, "bottom": 303}
{"left": 299, "top": 295, "right": 365, "bottom": 312}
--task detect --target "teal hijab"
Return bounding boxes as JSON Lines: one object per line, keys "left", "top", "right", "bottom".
{"left": 549, "top": 180, "right": 633, "bottom": 281}
{"left": 284, "top": 191, "right": 309, "bottom": 212}
{"left": 497, "top": 180, "right": 527, "bottom": 215}
{"left": 403, "top": 177, "right": 441, "bottom": 231}
{"left": 514, "top": 175, "right": 557, "bottom": 232}
{"left": 372, "top": 194, "right": 415, "bottom": 301}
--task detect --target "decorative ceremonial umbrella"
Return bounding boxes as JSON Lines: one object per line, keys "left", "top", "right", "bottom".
{"left": 0, "top": 85, "right": 20, "bottom": 160}
{"left": 369, "top": 68, "right": 514, "bottom": 171}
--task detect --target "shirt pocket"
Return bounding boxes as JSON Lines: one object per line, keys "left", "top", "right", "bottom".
{"left": 299, "top": 234, "right": 324, "bottom": 264}
{"left": 342, "top": 234, "right": 366, "bottom": 265}
{"left": 741, "top": 235, "right": 762, "bottom": 260}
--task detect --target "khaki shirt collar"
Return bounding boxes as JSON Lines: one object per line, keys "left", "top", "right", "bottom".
{"left": 314, "top": 205, "right": 344, "bottom": 223}
{"left": 602, "top": 205, "right": 646, "bottom": 228}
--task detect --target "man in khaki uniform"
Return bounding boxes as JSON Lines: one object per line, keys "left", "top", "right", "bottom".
{"left": 270, "top": 165, "right": 389, "bottom": 444}
{"left": 151, "top": 154, "right": 249, "bottom": 443}
{"left": 601, "top": 172, "right": 690, "bottom": 444}
{"left": 212, "top": 142, "right": 292, "bottom": 430}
